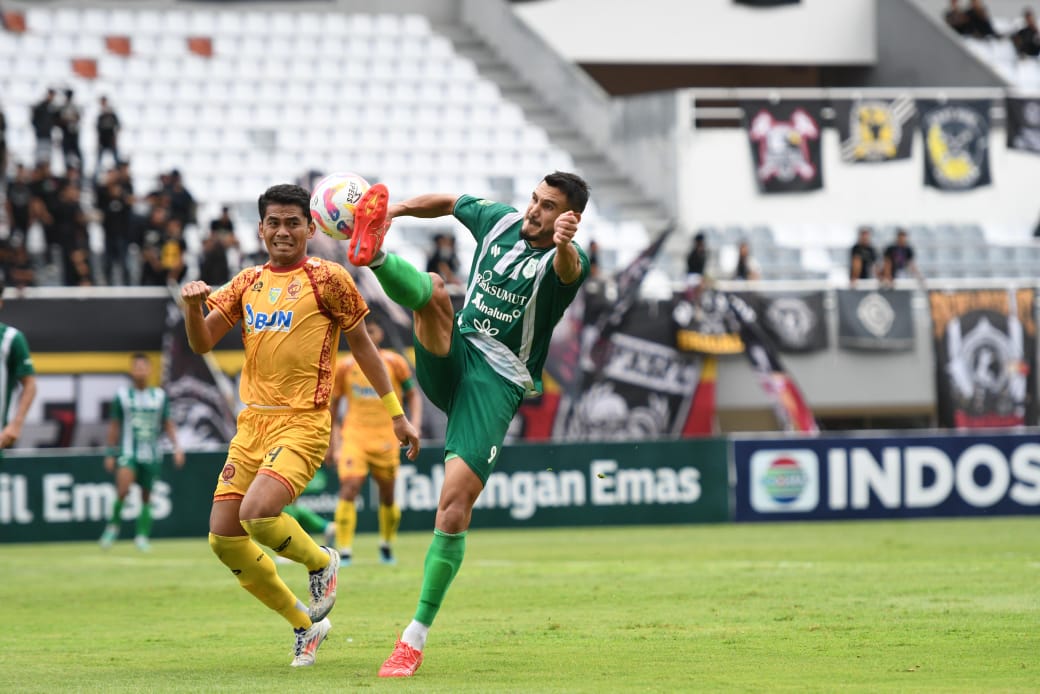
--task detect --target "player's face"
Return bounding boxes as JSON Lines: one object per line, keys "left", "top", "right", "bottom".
{"left": 258, "top": 203, "right": 315, "bottom": 267}
{"left": 521, "top": 181, "right": 569, "bottom": 247}
{"left": 130, "top": 358, "right": 150, "bottom": 386}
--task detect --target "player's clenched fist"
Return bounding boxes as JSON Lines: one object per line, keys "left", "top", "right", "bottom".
{"left": 553, "top": 210, "right": 579, "bottom": 247}
{"left": 181, "top": 280, "right": 212, "bottom": 305}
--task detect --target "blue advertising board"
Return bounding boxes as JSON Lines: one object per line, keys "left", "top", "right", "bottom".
{"left": 733, "top": 432, "right": 1040, "bottom": 521}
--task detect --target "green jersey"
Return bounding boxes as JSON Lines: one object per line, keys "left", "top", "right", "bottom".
{"left": 453, "top": 194, "right": 589, "bottom": 396}
{"left": 111, "top": 386, "right": 170, "bottom": 465}
{"left": 0, "top": 322, "right": 35, "bottom": 427}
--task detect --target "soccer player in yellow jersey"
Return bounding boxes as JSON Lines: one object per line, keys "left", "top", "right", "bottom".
{"left": 179, "top": 184, "right": 420, "bottom": 668}
{"left": 328, "top": 319, "right": 422, "bottom": 566}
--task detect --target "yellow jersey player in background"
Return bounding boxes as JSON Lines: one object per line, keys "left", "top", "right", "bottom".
{"left": 328, "top": 319, "right": 423, "bottom": 566}
{"left": 179, "top": 183, "right": 420, "bottom": 668}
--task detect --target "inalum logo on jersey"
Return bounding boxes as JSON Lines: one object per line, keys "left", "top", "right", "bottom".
{"left": 244, "top": 304, "right": 293, "bottom": 333}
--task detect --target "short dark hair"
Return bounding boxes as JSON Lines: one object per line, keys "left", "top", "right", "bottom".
{"left": 258, "top": 183, "right": 310, "bottom": 220}
{"left": 131, "top": 352, "right": 149, "bottom": 363}
{"left": 543, "top": 171, "right": 590, "bottom": 214}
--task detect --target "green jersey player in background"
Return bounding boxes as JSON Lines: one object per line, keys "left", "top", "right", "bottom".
{"left": 0, "top": 280, "right": 38, "bottom": 457}
{"left": 100, "top": 353, "right": 185, "bottom": 551}
{"left": 345, "top": 171, "right": 590, "bottom": 677}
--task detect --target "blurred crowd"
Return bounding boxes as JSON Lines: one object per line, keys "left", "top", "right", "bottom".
{"left": 944, "top": 0, "right": 1040, "bottom": 58}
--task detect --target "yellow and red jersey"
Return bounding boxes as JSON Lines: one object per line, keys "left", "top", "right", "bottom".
{"left": 333, "top": 348, "right": 413, "bottom": 441}
{"left": 207, "top": 256, "right": 369, "bottom": 410}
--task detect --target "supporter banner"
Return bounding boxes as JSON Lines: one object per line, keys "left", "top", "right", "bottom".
{"left": 832, "top": 96, "right": 916, "bottom": 162}
{"left": 929, "top": 288, "right": 1037, "bottom": 428}
{"left": 553, "top": 299, "right": 702, "bottom": 441}
{"left": 733, "top": 432, "right": 1040, "bottom": 521}
{"left": 836, "top": 289, "right": 915, "bottom": 351}
{"left": 741, "top": 100, "right": 823, "bottom": 193}
{"left": 0, "top": 440, "right": 730, "bottom": 542}
{"left": 675, "top": 289, "right": 817, "bottom": 432}
{"left": 161, "top": 299, "right": 237, "bottom": 449}
{"left": 1005, "top": 96, "right": 1040, "bottom": 155}
{"left": 738, "top": 291, "right": 828, "bottom": 353}
{"left": 918, "top": 99, "right": 992, "bottom": 190}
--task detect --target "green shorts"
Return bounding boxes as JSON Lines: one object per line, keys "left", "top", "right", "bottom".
{"left": 413, "top": 324, "right": 525, "bottom": 485}
{"left": 118, "top": 456, "right": 160, "bottom": 492}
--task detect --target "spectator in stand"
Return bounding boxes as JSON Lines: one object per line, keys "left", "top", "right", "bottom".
{"left": 165, "top": 169, "right": 197, "bottom": 228}
{"left": 966, "top": 0, "right": 999, "bottom": 38}
{"left": 31, "top": 88, "right": 58, "bottom": 166}
{"left": 849, "top": 226, "right": 879, "bottom": 285}
{"left": 28, "top": 161, "right": 62, "bottom": 266}
{"left": 881, "top": 228, "right": 924, "bottom": 284}
{"left": 96, "top": 96, "right": 121, "bottom": 176}
{"left": 58, "top": 88, "right": 81, "bottom": 174}
{"left": 5, "top": 164, "right": 32, "bottom": 240}
{"left": 140, "top": 230, "right": 167, "bottom": 286}
{"left": 0, "top": 99, "right": 7, "bottom": 176}
{"left": 733, "top": 240, "right": 761, "bottom": 281}
{"left": 6, "top": 236, "right": 36, "bottom": 291}
{"left": 686, "top": 232, "right": 708, "bottom": 276}
{"left": 97, "top": 171, "right": 134, "bottom": 285}
{"left": 210, "top": 205, "right": 234, "bottom": 236}
{"left": 945, "top": 0, "right": 974, "bottom": 35}
{"left": 425, "top": 232, "right": 462, "bottom": 288}
{"left": 199, "top": 229, "right": 233, "bottom": 287}
{"left": 1011, "top": 8, "right": 1040, "bottom": 57}
{"left": 54, "top": 182, "right": 89, "bottom": 286}
{"left": 160, "top": 217, "right": 188, "bottom": 284}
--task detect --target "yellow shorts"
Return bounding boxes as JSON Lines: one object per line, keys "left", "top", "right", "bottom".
{"left": 214, "top": 407, "right": 332, "bottom": 502}
{"left": 337, "top": 434, "right": 400, "bottom": 481}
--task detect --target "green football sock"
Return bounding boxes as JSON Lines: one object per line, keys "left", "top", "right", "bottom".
{"left": 413, "top": 529, "right": 467, "bottom": 626}
{"left": 136, "top": 502, "right": 152, "bottom": 538}
{"left": 372, "top": 254, "right": 434, "bottom": 311}
{"left": 108, "top": 498, "right": 124, "bottom": 525}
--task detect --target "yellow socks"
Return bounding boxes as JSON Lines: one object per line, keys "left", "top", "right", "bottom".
{"left": 379, "top": 503, "right": 401, "bottom": 545}
{"left": 334, "top": 499, "right": 357, "bottom": 552}
{"left": 208, "top": 533, "right": 311, "bottom": 630}
{"left": 240, "top": 513, "right": 329, "bottom": 572}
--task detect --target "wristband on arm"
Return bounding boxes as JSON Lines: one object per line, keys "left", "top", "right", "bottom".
{"left": 381, "top": 392, "right": 405, "bottom": 418}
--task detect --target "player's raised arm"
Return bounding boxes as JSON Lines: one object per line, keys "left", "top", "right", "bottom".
{"left": 180, "top": 280, "right": 233, "bottom": 354}
{"left": 344, "top": 322, "right": 421, "bottom": 460}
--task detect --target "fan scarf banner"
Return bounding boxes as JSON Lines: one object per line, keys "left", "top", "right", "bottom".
{"left": 836, "top": 289, "right": 915, "bottom": 351}
{"left": 832, "top": 96, "right": 916, "bottom": 163}
{"left": 741, "top": 100, "right": 824, "bottom": 193}
{"left": 1005, "top": 96, "right": 1040, "bottom": 155}
{"left": 918, "top": 99, "right": 992, "bottom": 191}
{"left": 551, "top": 299, "right": 702, "bottom": 441}
{"left": 737, "top": 291, "right": 828, "bottom": 353}
{"left": 928, "top": 288, "right": 1037, "bottom": 428}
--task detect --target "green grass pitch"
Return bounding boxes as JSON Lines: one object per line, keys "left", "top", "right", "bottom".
{"left": 2, "top": 517, "right": 1037, "bottom": 693}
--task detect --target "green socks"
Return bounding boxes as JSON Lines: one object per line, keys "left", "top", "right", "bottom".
{"left": 372, "top": 254, "right": 434, "bottom": 311}
{"left": 136, "top": 502, "right": 152, "bottom": 538}
{"left": 284, "top": 503, "right": 329, "bottom": 536}
{"left": 414, "top": 529, "right": 467, "bottom": 626}
{"left": 108, "top": 498, "right": 124, "bottom": 525}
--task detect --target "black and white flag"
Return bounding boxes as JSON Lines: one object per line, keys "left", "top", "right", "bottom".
{"left": 836, "top": 289, "right": 915, "bottom": 351}
{"left": 1005, "top": 96, "right": 1040, "bottom": 155}
{"left": 833, "top": 96, "right": 916, "bottom": 162}
{"left": 918, "top": 99, "right": 992, "bottom": 191}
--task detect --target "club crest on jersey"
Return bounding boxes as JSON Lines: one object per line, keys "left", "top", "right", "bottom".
{"left": 244, "top": 303, "right": 293, "bottom": 333}
{"left": 285, "top": 278, "right": 302, "bottom": 300}
{"left": 522, "top": 257, "right": 539, "bottom": 279}
{"left": 268, "top": 287, "right": 282, "bottom": 303}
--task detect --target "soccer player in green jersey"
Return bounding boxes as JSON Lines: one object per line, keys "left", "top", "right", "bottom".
{"left": 0, "top": 280, "right": 37, "bottom": 456}
{"left": 345, "top": 171, "right": 590, "bottom": 677}
{"left": 100, "top": 353, "right": 184, "bottom": 551}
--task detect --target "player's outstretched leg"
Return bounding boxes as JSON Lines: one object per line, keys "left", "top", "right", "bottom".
{"left": 291, "top": 617, "right": 332, "bottom": 667}
{"left": 307, "top": 547, "right": 340, "bottom": 622}
{"left": 347, "top": 183, "right": 389, "bottom": 266}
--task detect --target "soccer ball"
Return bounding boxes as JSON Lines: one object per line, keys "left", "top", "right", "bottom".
{"left": 309, "top": 172, "right": 371, "bottom": 241}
